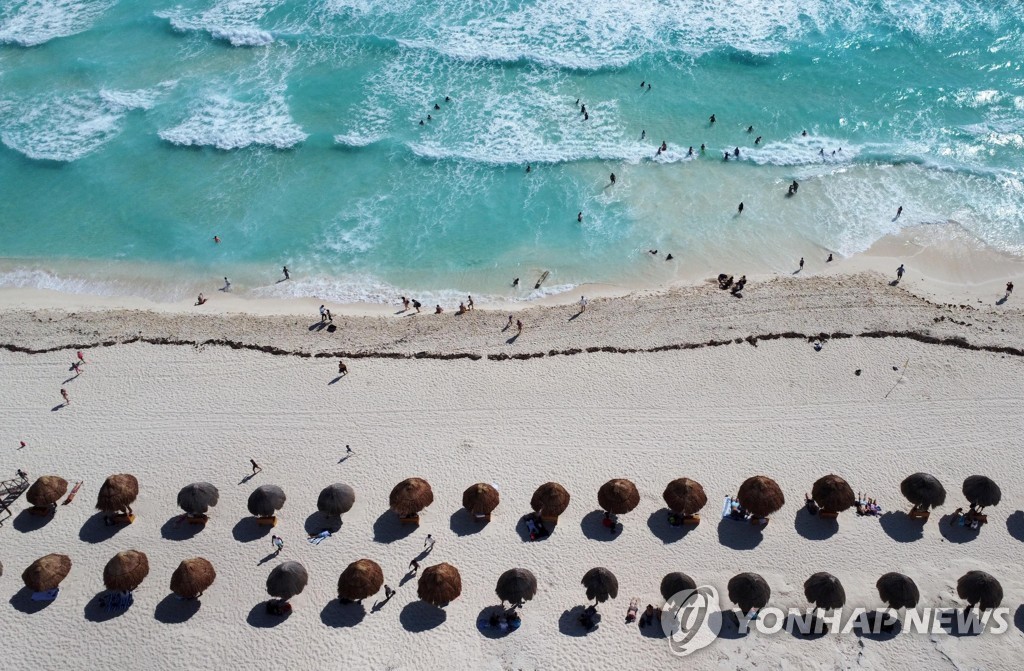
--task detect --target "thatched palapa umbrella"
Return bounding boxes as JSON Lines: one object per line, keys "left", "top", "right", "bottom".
{"left": 103, "top": 550, "right": 149, "bottom": 592}
{"left": 496, "top": 568, "right": 537, "bottom": 606}
{"left": 660, "top": 572, "right": 696, "bottom": 601}
{"left": 581, "top": 567, "right": 618, "bottom": 603}
{"left": 598, "top": 479, "right": 640, "bottom": 515}
{"left": 26, "top": 476, "right": 68, "bottom": 509}
{"left": 663, "top": 478, "right": 707, "bottom": 517}
{"left": 962, "top": 476, "right": 1001, "bottom": 509}
{"left": 811, "top": 474, "right": 855, "bottom": 514}
{"left": 463, "top": 483, "right": 500, "bottom": 517}
{"left": 876, "top": 572, "right": 919, "bottom": 610}
{"left": 957, "top": 571, "right": 1003, "bottom": 611}
{"left": 804, "top": 572, "right": 846, "bottom": 610}
{"left": 177, "top": 482, "right": 219, "bottom": 516}
{"left": 900, "top": 473, "right": 945, "bottom": 510}
{"left": 418, "top": 563, "right": 462, "bottom": 606}
{"left": 337, "top": 559, "right": 383, "bottom": 602}
{"left": 531, "top": 482, "right": 570, "bottom": 518}
{"left": 728, "top": 573, "right": 770, "bottom": 615}
{"left": 96, "top": 474, "right": 139, "bottom": 516}
{"left": 22, "top": 554, "right": 71, "bottom": 592}
{"left": 390, "top": 478, "right": 433, "bottom": 517}
{"left": 737, "top": 476, "right": 785, "bottom": 518}
{"left": 318, "top": 483, "right": 355, "bottom": 517}
{"left": 267, "top": 561, "right": 308, "bottom": 601}
{"left": 170, "top": 558, "right": 216, "bottom": 598}
{"left": 248, "top": 484, "right": 286, "bottom": 518}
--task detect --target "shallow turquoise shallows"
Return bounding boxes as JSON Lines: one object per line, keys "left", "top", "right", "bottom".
{"left": 1, "top": 0, "right": 1022, "bottom": 303}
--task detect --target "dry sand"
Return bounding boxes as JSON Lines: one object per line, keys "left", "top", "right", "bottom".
{"left": 1, "top": 271, "right": 1022, "bottom": 670}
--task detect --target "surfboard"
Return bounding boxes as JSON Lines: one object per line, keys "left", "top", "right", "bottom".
{"left": 63, "top": 481, "right": 83, "bottom": 505}
{"left": 534, "top": 271, "right": 549, "bottom": 289}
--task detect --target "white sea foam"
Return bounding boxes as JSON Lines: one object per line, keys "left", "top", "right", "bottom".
{"left": 157, "top": 0, "right": 284, "bottom": 47}
{"left": 0, "top": 85, "right": 170, "bottom": 161}
{"left": 0, "top": 0, "right": 116, "bottom": 47}
{"left": 159, "top": 88, "right": 307, "bottom": 150}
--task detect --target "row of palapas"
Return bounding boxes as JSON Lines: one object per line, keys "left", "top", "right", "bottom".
{"left": 21, "top": 471, "right": 1000, "bottom": 524}
{"left": 18, "top": 552, "right": 1007, "bottom": 615}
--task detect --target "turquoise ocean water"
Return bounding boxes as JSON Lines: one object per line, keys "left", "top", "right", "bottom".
{"left": 1, "top": 0, "right": 1022, "bottom": 304}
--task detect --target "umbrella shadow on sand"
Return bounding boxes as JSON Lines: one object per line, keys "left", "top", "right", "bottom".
{"left": 1004, "top": 511, "right": 1024, "bottom": 542}
{"left": 320, "top": 599, "right": 366, "bottom": 628}
{"left": 231, "top": 517, "right": 273, "bottom": 543}
{"left": 399, "top": 601, "right": 446, "bottom": 632}
{"left": 793, "top": 508, "right": 838, "bottom": 541}
{"left": 937, "top": 514, "right": 980, "bottom": 544}
{"left": 10, "top": 587, "right": 56, "bottom": 614}
{"left": 716, "top": 518, "right": 764, "bottom": 550}
{"left": 78, "top": 513, "right": 129, "bottom": 544}
{"left": 646, "top": 509, "right": 697, "bottom": 544}
{"left": 304, "top": 512, "right": 342, "bottom": 536}
{"left": 372, "top": 510, "right": 417, "bottom": 543}
{"left": 12, "top": 508, "right": 55, "bottom": 533}
{"left": 246, "top": 601, "right": 292, "bottom": 628}
{"left": 580, "top": 510, "right": 619, "bottom": 542}
{"left": 154, "top": 593, "right": 201, "bottom": 624}
{"left": 449, "top": 509, "right": 487, "bottom": 537}
{"left": 160, "top": 515, "right": 204, "bottom": 541}
{"left": 84, "top": 590, "right": 134, "bottom": 622}
{"left": 558, "top": 605, "right": 601, "bottom": 637}
{"left": 878, "top": 511, "right": 924, "bottom": 543}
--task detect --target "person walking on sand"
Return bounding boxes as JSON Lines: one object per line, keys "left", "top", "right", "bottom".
{"left": 896, "top": 264, "right": 905, "bottom": 281}
{"left": 412, "top": 299, "right": 422, "bottom": 313}
{"left": 338, "top": 360, "right": 348, "bottom": 376}
{"left": 196, "top": 293, "right": 207, "bottom": 305}
{"left": 579, "top": 296, "right": 587, "bottom": 313}
{"left": 223, "top": 277, "right": 231, "bottom": 292}
{"left": 60, "top": 388, "right": 69, "bottom": 405}
{"left": 827, "top": 253, "right": 833, "bottom": 263}
{"left": 1005, "top": 281, "right": 1014, "bottom": 298}
{"left": 326, "top": 308, "right": 333, "bottom": 322}
{"left": 77, "top": 350, "right": 86, "bottom": 365}
{"left": 516, "top": 319, "right": 523, "bottom": 335}
{"left": 799, "top": 257, "right": 804, "bottom": 270}
{"left": 435, "top": 304, "right": 443, "bottom": 314}
{"left": 401, "top": 296, "right": 410, "bottom": 311}
{"left": 71, "top": 361, "right": 82, "bottom": 377}
{"left": 468, "top": 295, "right": 474, "bottom": 310}
{"left": 384, "top": 585, "right": 395, "bottom": 600}
{"left": 424, "top": 534, "right": 436, "bottom": 552}
{"left": 409, "top": 559, "right": 420, "bottom": 574}
{"left": 346, "top": 444, "right": 353, "bottom": 455}
{"left": 610, "top": 173, "right": 616, "bottom": 185}
{"left": 282, "top": 266, "right": 290, "bottom": 281}
{"left": 271, "top": 535, "right": 284, "bottom": 555}
{"left": 250, "top": 459, "right": 262, "bottom": 475}
{"left": 319, "top": 305, "right": 327, "bottom": 323}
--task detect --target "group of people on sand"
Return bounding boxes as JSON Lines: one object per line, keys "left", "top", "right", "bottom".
{"left": 399, "top": 295, "right": 475, "bottom": 315}
{"left": 625, "top": 599, "right": 661, "bottom": 628}
{"left": 718, "top": 273, "right": 747, "bottom": 295}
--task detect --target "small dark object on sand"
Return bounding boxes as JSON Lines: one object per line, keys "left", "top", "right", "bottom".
{"left": 892, "top": 366, "right": 898, "bottom": 371}
{"left": 855, "top": 369, "right": 862, "bottom": 376}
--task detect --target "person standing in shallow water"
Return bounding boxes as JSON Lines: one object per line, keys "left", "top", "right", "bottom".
{"left": 609, "top": 173, "right": 616, "bottom": 185}
{"left": 738, "top": 202, "right": 744, "bottom": 213}
{"left": 577, "top": 212, "right": 583, "bottom": 222}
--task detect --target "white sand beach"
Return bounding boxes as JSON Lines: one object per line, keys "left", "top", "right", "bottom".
{"left": 1, "top": 271, "right": 1023, "bottom": 670}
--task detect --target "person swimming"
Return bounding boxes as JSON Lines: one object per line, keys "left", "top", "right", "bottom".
{"left": 723, "top": 152, "right": 729, "bottom": 161}
{"left": 700, "top": 143, "right": 705, "bottom": 153}
{"left": 640, "top": 81, "right": 645, "bottom": 88}
{"left": 577, "top": 211, "right": 582, "bottom": 222}
{"left": 734, "top": 147, "right": 740, "bottom": 157}
{"left": 434, "top": 103, "right": 440, "bottom": 110}
{"left": 755, "top": 136, "right": 762, "bottom": 144}
{"left": 445, "top": 96, "right": 451, "bottom": 102}
{"left": 641, "top": 129, "right": 646, "bottom": 139}
{"left": 526, "top": 164, "right": 531, "bottom": 173}
{"left": 747, "top": 125, "right": 753, "bottom": 133}
{"left": 660, "top": 141, "right": 667, "bottom": 152}
{"left": 709, "top": 114, "right": 716, "bottom": 124}
{"left": 512, "top": 277, "right": 519, "bottom": 287}
{"left": 687, "top": 146, "right": 693, "bottom": 156}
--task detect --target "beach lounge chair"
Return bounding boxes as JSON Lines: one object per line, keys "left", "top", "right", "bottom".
{"left": 819, "top": 510, "right": 839, "bottom": 519}
{"left": 186, "top": 514, "right": 209, "bottom": 525}
{"left": 256, "top": 515, "right": 277, "bottom": 527}
{"left": 908, "top": 507, "right": 930, "bottom": 521}
{"left": 399, "top": 515, "right": 420, "bottom": 525}
{"left": 31, "top": 588, "right": 59, "bottom": 601}
{"left": 683, "top": 513, "right": 701, "bottom": 526}
{"left": 100, "top": 591, "right": 134, "bottom": 612}
{"left": 106, "top": 512, "right": 136, "bottom": 526}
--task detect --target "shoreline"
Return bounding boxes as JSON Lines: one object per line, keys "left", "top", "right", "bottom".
{"left": 1, "top": 223, "right": 1021, "bottom": 319}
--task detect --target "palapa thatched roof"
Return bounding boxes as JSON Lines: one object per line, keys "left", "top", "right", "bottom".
{"left": 318, "top": 483, "right": 356, "bottom": 517}
{"left": 266, "top": 561, "right": 308, "bottom": 601}
{"left": 389, "top": 478, "right": 433, "bottom": 517}
{"left": 103, "top": 550, "right": 149, "bottom": 592}
{"left": 900, "top": 473, "right": 945, "bottom": 509}
{"left": 660, "top": 572, "right": 696, "bottom": 601}
{"left": 876, "top": 572, "right": 919, "bottom": 610}
{"left": 495, "top": 568, "right": 537, "bottom": 605}
{"left": 26, "top": 476, "right": 68, "bottom": 508}
{"left": 957, "top": 571, "right": 1003, "bottom": 611}
{"left": 728, "top": 573, "right": 770, "bottom": 614}
{"left": 662, "top": 478, "right": 707, "bottom": 516}
{"left": 418, "top": 563, "right": 462, "bottom": 606}
{"left": 170, "top": 557, "right": 216, "bottom": 598}
{"left": 962, "top": 475, "right": 1001, "bottom": 508}
{"left": 811, "top": 474, "right": 855, "bottom": 513}
{"left": 248, "top": 484, "right": 286, "bottom": 517}
{"left": 177, "top": 482, "right": 219, "bottom": 515}
{"left": 96, "top": 474, "right": 138, "bottom": 513}
{"left": 581, "top": 567, "right": 618, "bottom": 603}
{"left": 337, "top": 559, "right": 383, "bottom": 601}
{"left": 737, "top": 476, "right": 785, "bottom": 518}
{"left": 804, "top": 572, "right": 846, "bottom": 610}
{"left": 22, "top": 554, "right": 71, "bottom": 592}
{"left": 530, "top": 482, "right": 570, "bottom": 517}
{"left": 462, "top": 483, "right": 500, "bottom": 516}
{"left": 597, "top": 479, "right": 640, "bottom": 515}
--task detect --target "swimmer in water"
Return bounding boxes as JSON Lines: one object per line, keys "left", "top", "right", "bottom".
{"left": 747, "top": 126, "right": 753, "bottom": 133}
{"left": 738, "top": 202, "right": 744, "bottom": 213}
{"left": 419, "top": 120, "right": 424, "bottom": 125}
{"left": 427, "top": 114, "right": 432, "bottom": 121}
{"left": 434, "top": 103, "right": 440, "bottom": 110}
{"left": 687, "top": 146, "right": 694, "bottom": 156}
{"left": 610, "top": 173, "right": 616, "bottom": 184}
{"left": 584, "top": 112, "right": 589, "bottom": 120}
{"left": 802, "top": 130, "right": 808, "bottom": 136}
{"left": 700, "top": 144, "right": 705, "bottom": 153}
{"left": 665, "top": 253, "right": 673, "bottom": 260}
{"left": 660, "top": 141, "right": 667, "bottom": 152}
{"left": 641, "top": 130, "right": 646, "bottom": 139}
{"left": 734, "top": 147, "right": 740, "bottom": 157}
{"left": 445, "top": 96, "right": 451, "bottom": 102}
{"left": 723, "top": 152, "right": 730, "bottom": 161}
{"left": 526, "top": 164, "right": 531, "bottom": 173}
{"left": 581, "top": 104, "right": 586, "bottom": 114}
{"left": 577, "top": 211, "right": 583, "bottom": 222}
{"left": 213, "top": 235, "right": 220, "bottom": 243}
{"left": 640, "top": 81, "right": 645, "bottom": 88}
{"left": 709, "top": 114, "right": 716, "bottom": 124}
{"left": 755, "top": 136, "right": 762, "bottom": 144}
{"left": 513, "top": 277, "right": 519, "bottom": 287}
